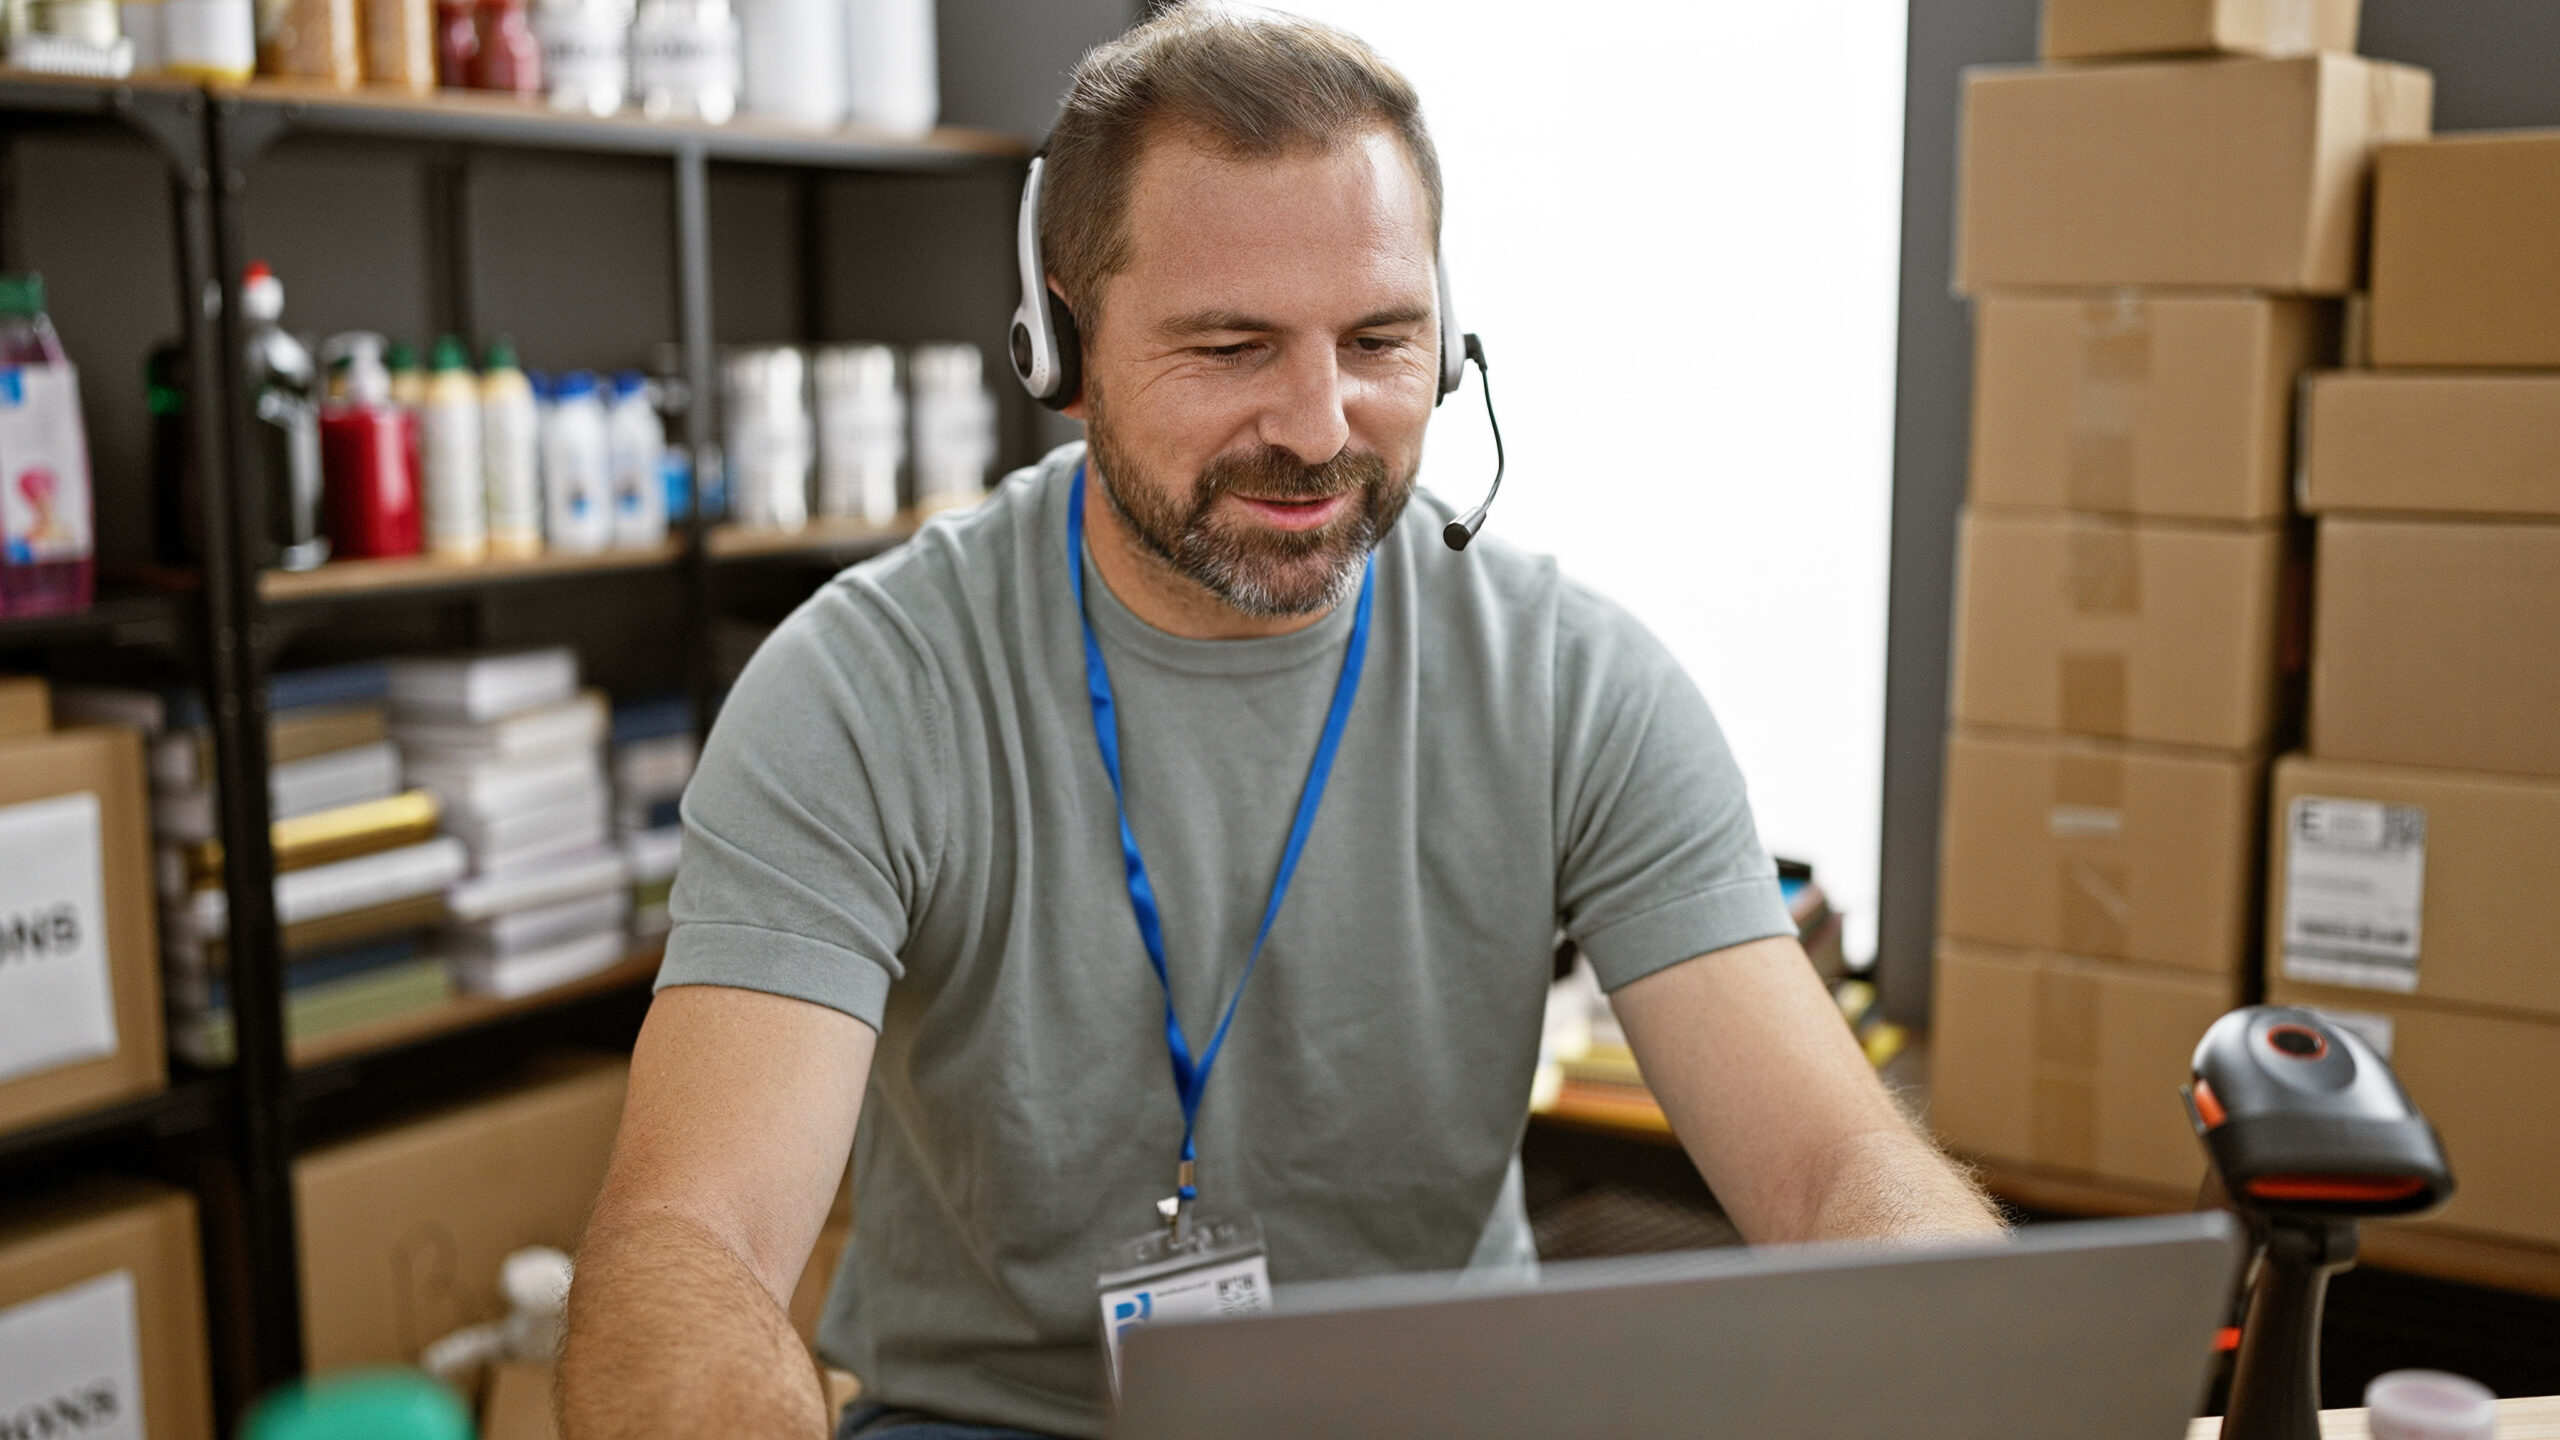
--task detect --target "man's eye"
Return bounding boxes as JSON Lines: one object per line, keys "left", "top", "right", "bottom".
{"left": 1352, "top": 336, "right": 1406, "bottom": 354}
{"left": 1199, "top": 342, "right": 1256, "bottom": 361}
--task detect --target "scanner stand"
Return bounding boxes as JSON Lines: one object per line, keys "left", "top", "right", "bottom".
{"left": 2221, "top": 1217, "right": 2357, "bottom": 1440}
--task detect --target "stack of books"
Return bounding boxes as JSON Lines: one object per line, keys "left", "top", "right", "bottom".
{"left": 392, "top": 649, "right": 631, "bottom": 1000}
{"left": 609, "top": 697, "right": 694, "bottom": 939}
{"left": 58, "top": 664, "right": 468, "bottom": 1065}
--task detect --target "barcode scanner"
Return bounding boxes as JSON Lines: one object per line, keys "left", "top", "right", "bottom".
{"left": 2184, "top": 1007, "right": 2455, "bottom": 1440}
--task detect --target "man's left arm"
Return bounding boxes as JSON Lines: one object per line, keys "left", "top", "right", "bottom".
{"left": 1610, "top": 934, "right": 2004, "bottom": 1245}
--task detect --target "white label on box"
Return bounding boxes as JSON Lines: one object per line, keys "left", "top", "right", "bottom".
{"left": 2282, "top": 796, "right": 2426, "bottom": 993}
{"left": 0, "top": 363, "right": 96, "bottom": 564}
{"left": 2306, "top": 1006, "right": 2397, "bottom": 1062}
{"left": 0, "top": 790, "right": 119, "bottom": 1083}
{"left": 0, "top": 1269, "right": 147, "bottom": 1440}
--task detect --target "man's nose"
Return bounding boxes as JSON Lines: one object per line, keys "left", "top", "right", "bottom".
{"left": 1255, "top": 343, "right": 1351, "bottom": 466}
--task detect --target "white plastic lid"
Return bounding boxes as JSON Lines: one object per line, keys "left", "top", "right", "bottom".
{"left": 2367, "top": 1370, "right": 2497, "bottom": 1440}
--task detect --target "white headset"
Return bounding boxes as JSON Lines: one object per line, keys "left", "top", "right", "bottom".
{"left": 1008, "top": 154, "right": 1502, "bottom": 548}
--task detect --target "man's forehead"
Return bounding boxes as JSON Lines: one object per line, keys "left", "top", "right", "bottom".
{"left": 1113, "top": 125, "right": 1436, "bottom": 316}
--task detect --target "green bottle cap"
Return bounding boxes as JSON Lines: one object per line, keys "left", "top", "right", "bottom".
{"left": 239, "top": 1370, "right": 473, "bottom": 1440}
{"left": 387, "top": 340, "right": 420, "bottom": 373}
{"left": 430, "top": 336, "right": 471, "bottom": 373}
{"left": 0, "top": 274, "right": 45, "bottom": 317}
{"left": 484, "top": 335, "right": 520, "bottom": 371}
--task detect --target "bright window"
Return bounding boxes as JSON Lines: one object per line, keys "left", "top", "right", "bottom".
{"left": 1276, "top": 1, "right": 1912, "bottom": 959}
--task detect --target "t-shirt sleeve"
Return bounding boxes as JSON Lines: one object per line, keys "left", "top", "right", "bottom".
{"left": 655, "top": 578, "right": 951, "bottom": 1030}
{"left": 1551, "top": 580, "right": 1796, "bottom": 991}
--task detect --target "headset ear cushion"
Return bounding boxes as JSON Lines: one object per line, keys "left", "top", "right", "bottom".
{"left": 1042, "top": 289, "right": 1083, "bottom": 411}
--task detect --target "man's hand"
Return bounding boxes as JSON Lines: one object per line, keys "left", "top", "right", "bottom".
{"left": 561, "top": 984, "right": 876, "bottom": 1440}
{"left": 1610, "top": 935, "right": 2002, "bottom": 1245}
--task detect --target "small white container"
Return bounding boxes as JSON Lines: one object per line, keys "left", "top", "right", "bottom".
{"left": 159, "top": 0, "right": 252, "bottom": 79}
{"left": 535, "top": 0, "right": 631, "bottom": 116}
{"left": 738, "top": 0, "right": 845, "bottom": 128}
{"left": 2366, "top": 1371, "right": 2497, "bottom": 1440}
{"left": 633, "top": 0, "right": 739, "bottom": 125}
{"left": 909, "top": 341, "right": 992, "bottom": 511}
{"left": 843, "top": 0, "right": 934, "bottom": 136}
{"left": 724, "top": 347, "right": 810, "bottom": 530}
{"left": 815, "top": 344, "right": 903, "bottom": 524}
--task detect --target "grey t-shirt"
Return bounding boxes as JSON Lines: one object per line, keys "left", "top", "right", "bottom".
{"left": 659, "top": 443, "right": 1791, "bottom": 1437}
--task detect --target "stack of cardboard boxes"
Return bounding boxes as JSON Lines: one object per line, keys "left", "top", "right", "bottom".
{"left": 2271, "top": 129, "right": 2560, "bottom": 1251}
{"left": 1928, "top": 0, "right": 2432, "bottom": 1195}
{"left": 0, "top": 675, "right": 167, "bottom": 1139}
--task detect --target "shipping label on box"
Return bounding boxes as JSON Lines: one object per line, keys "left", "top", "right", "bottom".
{"left": 0, "top": 791, "right": 117, "bottom": 1084}
{"left": 0, "top": 1270, "right": 146, "bottom": 1440}
{"left": 2279, "top": 795, "right": 2425, "bottom": 991}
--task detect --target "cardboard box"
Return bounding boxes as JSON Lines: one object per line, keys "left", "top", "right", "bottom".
{"left": 2262, "top": 979, "right": 2560, "bottom": 1247}
{"left": 0, "top": 726, "right": 165, "bottom": 1137}
{"left": 0, "top": 675, "right": 45, "bottom": 739}
{"left": 481, "top": 1362, "right": 557, "bottom": 1440}
{"left": 1956, "top": 55, "right": 2431, "bottom": 295}
{"left": 2043, "top": 0, "right": 2360, "bottom": 62}
{"left": 0, "top": 1179, "right": 214, "bottom": 1440}
{"left": 1951, "top": 510, "right": 2291, "bottom": 749}
{"left": 2302, "top": 372, "right": 2560, "bottom": 519}
{"left": 2310, "top": 518, "right": 2560, "bottom": 778}
{"left": 1971, "top": 295, "right": 2330, "bottom": 522}
{"left": 2268, "top": 754, "right": 2560, "bottom": 1019}
{"left": 294, "top": 1057, "right": 627, "bottom": 1371}
{"left": 1931, "top": 941, "right": 2238, "bottom": 1193}
{"left": 2368, "top": 131, "right": 2560, "bottom": 368}
{"left": 1938, "top": 728, "right": 2262, "bottom": 977}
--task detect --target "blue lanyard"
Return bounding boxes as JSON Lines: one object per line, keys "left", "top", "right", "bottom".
{"left": 1066, "top": 463, "right": 1375, "bottom": 1204}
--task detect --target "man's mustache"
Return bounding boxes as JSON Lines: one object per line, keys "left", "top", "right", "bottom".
{"left": 1192, "top": 447, "right": 1388, "bottom": 506}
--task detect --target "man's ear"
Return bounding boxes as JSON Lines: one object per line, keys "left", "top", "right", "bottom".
{"left": 1054, "top": 280, "right": 1091, "bottom": 420}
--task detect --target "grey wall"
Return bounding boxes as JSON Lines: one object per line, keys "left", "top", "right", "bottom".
{"left": 939, "top": 0, "right": 1143, "bottom": 138}
{"left": 1877, "top": 0, "right": 2560, "bottom": 1024}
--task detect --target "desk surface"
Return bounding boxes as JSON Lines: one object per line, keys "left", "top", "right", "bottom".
{"left": 2187, "top": 1396, "right": 2560, "bottom": 1439}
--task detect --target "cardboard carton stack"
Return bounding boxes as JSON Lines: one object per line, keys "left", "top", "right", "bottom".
{"left": 2269, "top": 130, "right": 2560, "bottom": 1250}
{"left": 0, "top": 677, "right": 167, "bottom": 1136}
{"left": 393, "top": 649, "right": 632, "bottom": 1000}
{"left": 58, "top": 664, "right": 467, "bottom": 1066}
{"left": 1928, "top": 0, "right": 2431, "bottom": 1195}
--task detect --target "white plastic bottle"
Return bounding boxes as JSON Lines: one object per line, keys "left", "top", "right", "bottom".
{"left": 815, "top": 343, "right": 902, "bottom": 523}
{"left": 542, "top": 371, "right": 614, "bottom": 554}
{"left": 738, "top": 0, "right": 843, "bottom": 128}
{"left": 633, "top": 0, "right": 738, "bottom": 124}
{"left": 535, "top": 0, "right": 630, "bottom": 116}
{"left": 606, "top": 370, "right": 668, "bottom": 548}
{"left": 909, "top": 341, "right": 993, "bottom": 511}
{"left": 844, "top": 0, "right": 935, "bottom": 136}
{"left": 420, "top": 335, "right": 486, "bottom": 560}
{"left": 480, "top": 337, "right": 542, "bottom": 559}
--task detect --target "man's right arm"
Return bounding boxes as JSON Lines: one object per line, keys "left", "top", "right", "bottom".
{"left": 561, "top": 983, "right": 875, "bottom": 1440}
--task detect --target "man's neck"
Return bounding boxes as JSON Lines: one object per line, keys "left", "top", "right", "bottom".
{"left": 1080, "top": 463, "right": 1338, "bottom": 641}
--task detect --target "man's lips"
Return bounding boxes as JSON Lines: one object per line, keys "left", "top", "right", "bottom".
{"left": 1225, "top": 491, "right": 1355, "bottom": 531}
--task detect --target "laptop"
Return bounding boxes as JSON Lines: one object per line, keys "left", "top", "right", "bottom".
{"left": 1113, "top": 1212, "right": 2244, "bottom": 1440}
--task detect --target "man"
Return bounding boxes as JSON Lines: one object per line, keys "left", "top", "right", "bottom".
{"left": 562, "top": 8, "right": 2001, "bottom": 1439}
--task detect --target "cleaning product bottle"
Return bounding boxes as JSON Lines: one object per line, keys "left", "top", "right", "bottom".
{"left": 481, "top": 336, "right": 542, "bottom": 558}
{"left": 844, "top": 0, "right": 935, "bottom": 136}
{"left": 241, "top": 261, "right": 329, "bottom": 571}
{"left": 256, "top": 0, "right": 360, "bottom": 87}
{"left": 431, "top": 0, "right": 474, "bottom": 82}
{"left": 420, "top": 335, "right": 485, "bottom": 560}
{"left": 738, "top": 0, "right": 842, "bottom": 127}
{"left": 469, "top": 0, "right": 539, "bottom": 93}
{"left": 607, "top": 369, "right": 667, "bottom": 548}
{"left": 541, "top": 370, "right": 611, "bottom": 553}
{"left": 0, "top": 273, "right": 96, "bottom": 616}
{"left": 386, "top": 339, "right": 425, "bottom": 407}
{"left": 319, "top": 332, "right": 422, "bottom": 560}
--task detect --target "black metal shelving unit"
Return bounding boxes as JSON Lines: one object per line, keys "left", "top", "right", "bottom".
{"left": 2, "top": 70, "right": 1030, "bottom": 1423}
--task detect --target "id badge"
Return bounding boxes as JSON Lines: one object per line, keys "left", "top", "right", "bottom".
{"left": 1096, "top": 1207, "right": 1272, "bottom": 1396}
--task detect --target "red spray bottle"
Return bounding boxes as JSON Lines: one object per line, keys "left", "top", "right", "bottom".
{"left": 319, "top": 333, "right": 423, "bottom": 560}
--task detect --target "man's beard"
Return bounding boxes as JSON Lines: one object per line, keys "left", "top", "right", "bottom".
{"left": 1084, "top": 401, "right": 1414, "bottom": 619}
